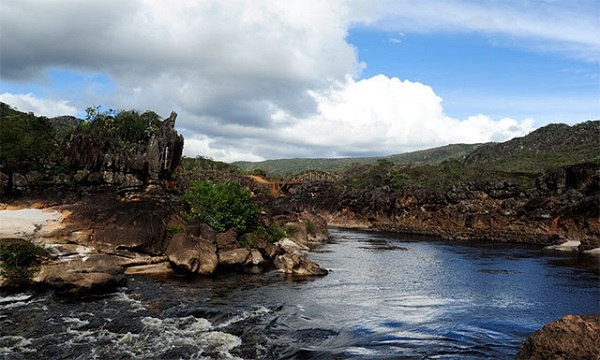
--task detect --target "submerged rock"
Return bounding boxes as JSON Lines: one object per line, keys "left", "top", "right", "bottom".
{"left": 516, "top": 314, "right": 600, "bottom": 360}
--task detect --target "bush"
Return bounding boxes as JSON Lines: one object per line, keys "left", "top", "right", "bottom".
{"left": 182, "top": 180, "right": 259, "bottom": 233}
{"left": 253, "top": 224, "right": 288, "bottom": 244}
{"left": 0, "top": 240, "right": 47, "bottom": 288}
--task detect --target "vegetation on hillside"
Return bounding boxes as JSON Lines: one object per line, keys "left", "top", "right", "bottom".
{"left": 233, "top": 143, "right": 482, "bottom": 176}
{"left": 464, "top": 121, "right": 600, "bottom": 172}
{"left": 0, "top": 102, "right": 77, "bottom": 181}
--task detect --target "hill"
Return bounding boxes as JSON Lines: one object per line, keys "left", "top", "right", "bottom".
{"left": 465, "top": 120, "right": 600, "bottom": 173}
{"left": 234, "top": 121, "right": 599, "bottom": 176}
{"left": 233, "top": 143, "right": 482, "bottom": 176}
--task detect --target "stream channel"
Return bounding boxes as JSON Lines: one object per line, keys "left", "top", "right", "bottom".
{"left": 1, "top": 228, "right": 599, "bottom": 359}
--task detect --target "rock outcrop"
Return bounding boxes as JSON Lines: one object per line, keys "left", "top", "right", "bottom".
{"left": 277, "top": 163, "right": 599, "bottom": 250}
{"left": 66, "top": 111, "right": 184, "bottom": 191}
{"left": 2, "top": 111, "right": 184, "bottom": 196}
{"left": 275, "top": 252, "right": 328, "bottom": 276}
{"left": 516, "top": 314, "right": 600, "bottom": 360}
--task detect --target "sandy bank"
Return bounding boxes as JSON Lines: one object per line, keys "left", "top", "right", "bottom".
{"left": 0, "top": 208, "right": 63, "bottom": 239}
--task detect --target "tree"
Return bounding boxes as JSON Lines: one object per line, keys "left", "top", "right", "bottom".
{"left": 0, "top": 103, "right": 68, "bottom": 194}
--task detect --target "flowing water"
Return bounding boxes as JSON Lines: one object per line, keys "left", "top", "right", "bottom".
{"left": 1, "top": 228, "right": 599, "bottom": 359}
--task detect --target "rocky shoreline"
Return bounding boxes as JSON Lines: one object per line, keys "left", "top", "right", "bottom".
{"left": 271, "top": 162, "right": 600, "bottom": 257}
{"left": 0, "top": 192, "right": 330, "bottom": 296}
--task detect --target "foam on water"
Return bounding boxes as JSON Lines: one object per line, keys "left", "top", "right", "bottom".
{"left": 0, "top": 336, "right": 36, "bottom": 357}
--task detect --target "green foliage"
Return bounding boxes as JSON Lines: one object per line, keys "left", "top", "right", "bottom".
{"left": 182, "top": 180, "right": 259, "bottom": 233}
{"left": 0, "top": 104, "right": 67, "bottom": 174}
{"left": 0, "top": 240, "right": 47, "bottom": 288}
{"left": 252, "top": 224, "right": 288, "bottom": 244}
{"left": 232, "top": 144, "right": 482, "bottom": 176}
{"left": 176, "top": 156, "right": 243, "bottom": 190}
{"left": 82, "top": 106, "right": 162, "bottom": 146}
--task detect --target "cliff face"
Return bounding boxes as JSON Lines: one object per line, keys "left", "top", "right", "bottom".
{"left": 274, "top": 162, "right": 599, "bottom": 248}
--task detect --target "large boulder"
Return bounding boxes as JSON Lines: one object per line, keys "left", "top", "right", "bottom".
{"left": 165, "top": 232, "right": 218, "bottom": 275}
{"left": 516, "top": 314, "right": 600, "bottom": 360}
{"left": 32, "top": 254, "right": 126, "bottom": 295}
{"left": 275, "top": 238, "right": 309, "bottom": 256}
{"left": 56, "top": 194, "right": 184, "bottom": 256}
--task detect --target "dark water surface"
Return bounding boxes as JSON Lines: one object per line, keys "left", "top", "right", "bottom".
{"left": 1, "top": 228, "right": 599, "bottom": 359}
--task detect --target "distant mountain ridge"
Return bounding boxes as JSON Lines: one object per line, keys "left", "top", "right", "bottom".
{"left": 233, "top": 143, "right": 482, "bottom": 176}
{"left": 233, "top": 120, "right": 599, "bottom": 176}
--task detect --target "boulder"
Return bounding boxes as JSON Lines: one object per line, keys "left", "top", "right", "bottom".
{"left": 285, "top": 222, "right": 309, "bottom": 246}
{"left": 247, "top": 249, "right": 266, "bottom": 266}
{"left": 165, "top": 232, "right": 218, "bottom": 275}
{"left": 275, "top": 253, "right": 328, "bottom": 276}
{"left": 218, "top": 248, "right": 251, "bottom": 266}
{"left": 275, "top": 238, "right": 309, "bottom": 256}
{"left": 216, "top": 229, "right": 239, "bottom": 251}
{"left": 239, "top": 233, "right": 281, "bottom": 260}
{"left": 516, "top": 314, "right": 600, "bottom": 360}
{"left": 33, "top": 254, "right": 126, "bottom": 295}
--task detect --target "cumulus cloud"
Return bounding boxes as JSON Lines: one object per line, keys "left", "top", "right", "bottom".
{"left": 0, "top": 93, "right": 77, "bottom": 118}
{"left": 0, "top": 0, "right": 588, "bottom": 161}
{"left": 277, "top": 75, "right": 534, "bottom": 157}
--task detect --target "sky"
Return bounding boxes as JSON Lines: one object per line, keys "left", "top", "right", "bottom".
{"left": 1, "top": 0, "right": 599, "bottom": 162}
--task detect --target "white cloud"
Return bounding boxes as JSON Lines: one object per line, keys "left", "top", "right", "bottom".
{"left": 274, "top": 75, "right": 534, "bottom": 157}
{"left": 0, "top": 0, "right": 590, "bottom": 162}
{"left": 0, "top": 93, "right": 77, "bottom": 117}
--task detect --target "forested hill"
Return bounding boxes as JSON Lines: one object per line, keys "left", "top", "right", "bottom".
{"left": 233, "top": 120, "right": 599, "bottom": 176}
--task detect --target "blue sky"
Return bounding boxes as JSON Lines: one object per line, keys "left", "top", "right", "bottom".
{"left": 348, "top": 29, "right": 599, "bottom": 123}
{"left": 1, "top": 0, "right": 598, "bottom": 162}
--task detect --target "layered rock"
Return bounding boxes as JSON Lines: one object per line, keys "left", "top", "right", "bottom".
{"left": 33, "top": 254, "right": 127, "bottom": 295}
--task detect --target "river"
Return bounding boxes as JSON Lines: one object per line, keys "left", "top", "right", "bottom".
{"left": 1, "top": 228, "right": 598, "bottom": 359}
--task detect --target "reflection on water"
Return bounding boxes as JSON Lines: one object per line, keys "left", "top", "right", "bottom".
{"left": 1, "top": 228, "right": 598, "bottom": 359}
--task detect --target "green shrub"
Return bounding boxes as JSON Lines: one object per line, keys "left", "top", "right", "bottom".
{"left": 254, "top": 224, "right": 288, "bottom": 244}
{"left": 182, "top": 180, "right": 259, "bottom": 233}
{"left": 0, "top": 240, "right": 47, "bottom": 288}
